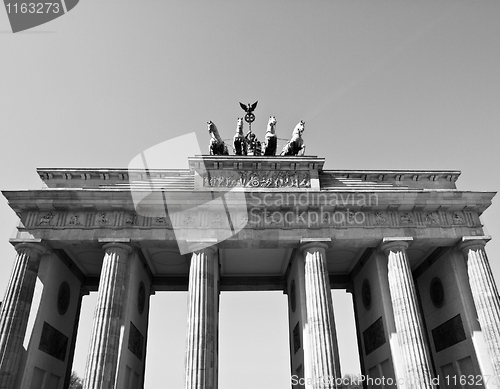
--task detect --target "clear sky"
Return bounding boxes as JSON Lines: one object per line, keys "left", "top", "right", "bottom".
{"left": 1, "top": 1, "right": 500, "bottom": 388}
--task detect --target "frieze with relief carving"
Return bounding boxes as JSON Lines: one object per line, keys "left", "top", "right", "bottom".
{"left": 25, "top": 209, "right": 479, "bottom": 230}
{"left": 202, "top": 170, "right": 311, "bottom": 188}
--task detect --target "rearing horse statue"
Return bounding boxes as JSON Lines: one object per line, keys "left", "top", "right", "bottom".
{"left": 232, "top": 118, "right": 247, "bottom": 156}
{"left": 208, "top": 121, "right": 229, "bottom": 156}
{"left": 280, "top": 120, "right": 305, "bottom": 156}
{"left": 262, "top": 116, "right": 278, "bottom": 156}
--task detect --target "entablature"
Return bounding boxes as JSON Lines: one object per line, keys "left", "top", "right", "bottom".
{"left": 3, "top": 189, "right": 494, "bottom": 214}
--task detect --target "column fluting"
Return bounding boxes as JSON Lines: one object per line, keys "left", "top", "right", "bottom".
{"left": 83, "top": 243, "right": 132, "bottom": 389}
{"left": 459, "top": 237, "right": 500, "bottom": 378}
{"left": 301, "top": 240, "right": 339, "bottom": 389}
{"left": 0, "top": 243, "right": 45, "bottom": 389}
{"left": 184, "top": 245, "right": 219, "bottom": 389}
{"left": 381, "top": 238, "right": 435, "bottom": 389}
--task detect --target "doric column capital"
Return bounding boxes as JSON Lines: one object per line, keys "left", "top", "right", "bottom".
{"left": 13, "top": 242, "right": 47, "bottom": 256}
{"left": 458, "top": 236, "right": 491, "bottom": 253}
{"left": 300, "top": 238, "right": 331, "bottom": 253}
{"left": 379, "top": 237, "right": 413, "bottom": 253}
{"left": 186, "top": 239, "right": 218, "bottom": 255}
{"left": 102, "top": 242, "right": 133, "bottom": 255}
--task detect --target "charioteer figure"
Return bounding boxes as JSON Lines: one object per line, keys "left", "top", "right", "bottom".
{"left": 245, "top": 131, "right": 261, "bottom": 156}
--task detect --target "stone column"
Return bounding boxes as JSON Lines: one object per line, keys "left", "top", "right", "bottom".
{"left": 459, "top": 236, "right": 500, "bottom": 378}
{"left": 83, "top": 243, "right": 132, "bottom": 389}
{"left": 184, "top": 245, "right": 219, "bottom": 389}
{"left": 64, "top": 287, "right": 89, "bottom": 389}
{"left": 301, "top": 239, "right": 339, "bottom": 388}
{"left": 380, "top": 237, "right": 435, "bottom": 389}
{"left": 0, "top": 243, "right": 45, "bottom": 389}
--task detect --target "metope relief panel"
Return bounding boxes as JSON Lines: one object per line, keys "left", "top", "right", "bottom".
{"left": 424, "top": 212, "right": 440, "bottom": 225}
{"left": 398, "top": 212, "right": 414, "bottom": 225}
{"left": 373, "top": 212, "right": 389, "bottom": 226}
{"left": 67, "top": 213, "right": 83, "bottom": 226}
{"left": 152, "top": 215, "right": 172, "bottom": 227}
{"left": 95, "top": 212, "right": 117, "bottom": 227}
{"left": 233, "top": 212, "right": 249, "bottom": 229}
{"left": 37, "top": 212, "right": 55, "bottom": 226}
{"left": 450, "top": 212, "right": 466, "bottom": 225}
{"left": 117, "top": 212, "right": 138, "bottom": 226}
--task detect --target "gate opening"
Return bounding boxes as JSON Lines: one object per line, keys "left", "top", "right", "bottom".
{"left": 219, "top": 291, "right": 290, "bottom": 389}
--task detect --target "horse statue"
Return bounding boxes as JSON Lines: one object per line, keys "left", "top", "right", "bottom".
{"left": 280, "top": 120, "right": 305, "bottom": 156}
{"left": 208, "top": 121, "right": 229, "bottom": 156}
{"left": 232, "top": 118, "right": 247, "bottom": 156}
{"left": 262, "top": 116, "right": 278, "bottom": 156}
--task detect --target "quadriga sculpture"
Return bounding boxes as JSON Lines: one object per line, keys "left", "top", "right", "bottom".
{"left": 207, "top": 121, "right": 229, "bottom": 156}
{"left": 262, "top": 116, "right": 278, "bottom": 156}
{"left": 232, "top": 118, "right": 247, "bottom": 156}
{"left": 280, "top": 120, "right": 305, "bottom": 156}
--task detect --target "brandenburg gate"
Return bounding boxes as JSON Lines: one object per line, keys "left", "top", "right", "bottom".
{"left": 0, "top": 149, "right": 499, "bottom": 388}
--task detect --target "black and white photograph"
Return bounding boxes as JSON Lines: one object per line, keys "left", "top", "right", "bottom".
{"left": 1, "top": 2, "right": 499, "bottom": 388}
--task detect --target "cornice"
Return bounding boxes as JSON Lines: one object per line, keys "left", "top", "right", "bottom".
{"left": 36, "top": 161, "right": 461, "bottom": 192}
{"left": 188, "top": 155, "right": 325, "bottom": 171}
